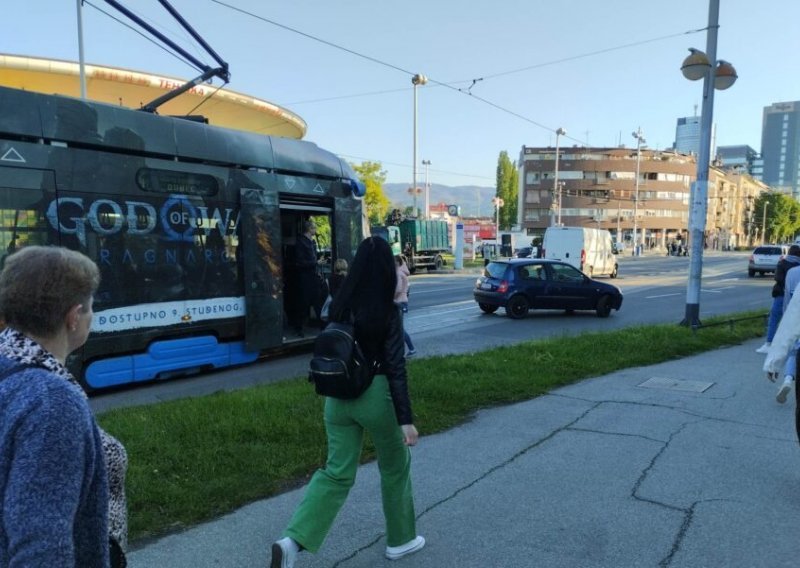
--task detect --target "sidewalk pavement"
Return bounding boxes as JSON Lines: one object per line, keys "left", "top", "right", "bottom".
{"left": 128, "top": 338, "right": 799, "bottom": 567}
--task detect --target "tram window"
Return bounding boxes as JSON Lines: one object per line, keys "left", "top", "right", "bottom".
{"left": 136, "top": 168, "right": 219, "bottom": 197}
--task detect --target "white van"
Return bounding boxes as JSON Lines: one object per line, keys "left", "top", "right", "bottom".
{"left": 542, "top": 226, "right": 618, "bottom": 278}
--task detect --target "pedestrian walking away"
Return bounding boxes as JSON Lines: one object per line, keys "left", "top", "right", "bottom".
{"left": 270, "top": 236, "right": 424, "bottom": 568}
{"left": 757, "top": 244, "right": 800, "bottom": 354}
{"left": 764, "top": 272, "right": 800, "bottom": 442}
{"left": 0, "top": 246, "right": 129, "bottom": 567}
{"left": 394, "top": 254, "right": 416, "bottom": 356}
{"left": 769, "top": 261, "right": 800, "bottom": 403}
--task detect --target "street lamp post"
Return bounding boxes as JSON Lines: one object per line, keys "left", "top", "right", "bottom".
{"left": 553, "top": 127, "right": 566, "bottom": 226}
{"left": 762, "top": 201, "right": 770, "bottom": 244}
{"left": 679, "top": 0, "right": 737, "bottom": 327}
{"left": 422, "top": 159, "right": 431, "bottom": 218}
{"left": 632, "top": 128, "right": 646, "bottom": 256}
{"left": 411, "top": 73, "right": 428, "bottom": 217}
{"left": 493, "top": 196, "right": 504, "bottom": 241}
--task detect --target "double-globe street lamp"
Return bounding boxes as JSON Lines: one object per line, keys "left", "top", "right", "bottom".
{"left": 680, "top": 0, "right": 737, "bottom": 328}
{"left": 411, "top": 74, "right": 428, "bottom": 217}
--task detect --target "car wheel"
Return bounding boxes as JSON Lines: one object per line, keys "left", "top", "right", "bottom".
{"left": 596, "top": 295, "right": 612, "bottom": 318}
{"left": 610, "top": 264, "right": 618, "bottom": 279}
{"left": 478, "top": 302, "right": 499, "bottom": 314}
{"left": 748, "top": 269, "right": 755, "bottom": 277}
{"left": 506, "top": 295, "right": 530, "bottom": 319}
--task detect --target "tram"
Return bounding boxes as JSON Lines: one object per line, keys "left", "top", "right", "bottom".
{"left": 0, "top": 85, "right": 366, "bottom": 390}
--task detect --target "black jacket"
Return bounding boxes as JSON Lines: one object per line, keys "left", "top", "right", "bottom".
{"left": 773, "top": 256, "right": 800, "bottom": 297}
{"left": 295, "top": 235, "right": 317, "bottom": 270}
{"left": 354, "top": 305, "right": 413, "bottom": 425}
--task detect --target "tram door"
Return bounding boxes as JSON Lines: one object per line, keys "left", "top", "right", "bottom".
{"left": 280, "top": 205, "right": 333, "bottom": 341}
{"left": 240, "top": 188, "right": 284, "bottom": 351}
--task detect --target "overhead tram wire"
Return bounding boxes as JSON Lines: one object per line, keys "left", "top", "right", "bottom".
{"left": 209, "top": 1, "right": 705, "bottom": 147}
{"left": 468, "top": 28, "right": 706, "bottom": 82}
{"left": 208, "top": 0, "right": 578, "bottom": 141}
{"left": 210, "top": 0, "right": 416, "bottom": 77}
{"left": 83, "top": 0, "right": 204, "bottom": 73}
{"left": 184, "top": 81, "right": 229, "bottom": 116}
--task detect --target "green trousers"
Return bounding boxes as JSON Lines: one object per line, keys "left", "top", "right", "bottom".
{"left": 285, "top": 375, "right": 417, "bottom": 553}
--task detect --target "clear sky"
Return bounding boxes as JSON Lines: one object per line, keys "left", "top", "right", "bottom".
{"left": 2, "top": 1, "right": 798, "bottom": 188}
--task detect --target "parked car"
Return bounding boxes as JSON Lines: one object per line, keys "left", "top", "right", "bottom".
{"left": 515, "top": 246, "right": 533, "bottom": 258}
{"left": 473, "top": 258, "right": 623, "bottom": 319}
{"left": 748, "top": 245, "right": 789, "bottom": 277}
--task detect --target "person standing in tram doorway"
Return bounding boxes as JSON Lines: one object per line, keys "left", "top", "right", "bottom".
{"left": 292, "top": 219, "right": 321, "bottom": 337}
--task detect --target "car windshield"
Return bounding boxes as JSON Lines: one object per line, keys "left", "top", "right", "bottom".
{"left": 484, "top": 262, "right": 508, "bottom": 279}
{"left": 754, "top": 247, "right": 783, "bottom": 255}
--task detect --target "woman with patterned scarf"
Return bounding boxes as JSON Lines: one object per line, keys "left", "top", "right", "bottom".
{"left": 0, "top": 246, "right": 128, "bottom": 567}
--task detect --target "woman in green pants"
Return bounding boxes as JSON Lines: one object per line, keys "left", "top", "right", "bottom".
{"left": 271, "top": 237, "right": 424, "bottom": 568}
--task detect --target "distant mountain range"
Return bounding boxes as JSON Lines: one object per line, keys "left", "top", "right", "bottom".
{"left": 383, "top": 183, "right": 496, "bottom": 218}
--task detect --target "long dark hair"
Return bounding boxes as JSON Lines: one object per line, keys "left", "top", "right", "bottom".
{"left": 329, "top": 237, "right": 397, "bottom": 329}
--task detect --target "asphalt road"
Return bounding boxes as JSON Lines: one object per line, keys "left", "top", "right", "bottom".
{"left": 90, "top": 251, "right": 771, "bottom": 413}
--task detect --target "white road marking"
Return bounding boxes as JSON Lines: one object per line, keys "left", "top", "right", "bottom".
{"left": 645, "top": 293, "right": 682, "bottom": 299}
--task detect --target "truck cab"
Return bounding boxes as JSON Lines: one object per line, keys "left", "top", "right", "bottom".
{"left": 371, "top": 219, "right": 449, "bottom": 273}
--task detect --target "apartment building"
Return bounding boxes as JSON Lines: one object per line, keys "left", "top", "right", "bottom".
{"left": 518, "top": 146, "right": 768, "bottom": 250}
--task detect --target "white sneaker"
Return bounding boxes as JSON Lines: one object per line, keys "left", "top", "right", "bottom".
{"left": 386, "top": 535, "right": 425, "bottom": 561}
{"left": 271, "top": 537, "right": 298, "bottom": 568}
{"left": 777, "top": 378, "right": 793, "bottom": 404}
{"left": 756, "top": 342, "right": 771, "bottom": 354}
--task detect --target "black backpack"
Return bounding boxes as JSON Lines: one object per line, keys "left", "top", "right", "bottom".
{"left": 308, "top": 321, "right": 377, "bottom": 399}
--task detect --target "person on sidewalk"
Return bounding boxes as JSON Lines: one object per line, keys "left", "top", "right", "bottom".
{"left": 756, "top": 244, "right": 800, "bottom": 354}
{"left": 270, "top": 237, "right": 424, "bottom": 568}
{"left": 764, "top": 269, "right": 800, "bottom": 442}
{"left": 772, "top": 263, "right": 800, "bottom": 403}
{"left": 394, "top": 255, "right": 416, "bottom": 357}
{"left": 0, "top": 246, "right": 129, "bottom": 567}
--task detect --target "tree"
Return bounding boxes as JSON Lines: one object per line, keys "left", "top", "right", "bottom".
{"left": 495, "top": 151, "right": 518, "bottom": 230}
{"left": 352, "top": 161, "right": 390, "bottom": 226}
{"left": 755, "top": 192, "right": 800, "bottom": 243}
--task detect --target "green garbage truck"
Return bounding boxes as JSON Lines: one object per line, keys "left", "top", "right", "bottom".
{"left": 371, "top": 218, "right": 450, "bottom": 274}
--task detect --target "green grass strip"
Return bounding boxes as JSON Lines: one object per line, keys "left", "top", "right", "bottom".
{"left": 98, "top": 312, "right": 765, "bottom": 541}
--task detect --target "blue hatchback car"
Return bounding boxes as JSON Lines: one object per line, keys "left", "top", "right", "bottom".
{"left": 473, "top": 258, "right": 623, "bottom": 319}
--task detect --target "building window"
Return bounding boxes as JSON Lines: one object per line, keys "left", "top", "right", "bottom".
{"left": 610, "top": 171, "right": 635, "bottom": 180}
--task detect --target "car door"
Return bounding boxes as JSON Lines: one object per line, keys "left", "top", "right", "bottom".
{"left": 543, "top": 262, "right": 595, "bottom": 310}
{"left": 517, "top": 263, "right": 548, "bottom": 308}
